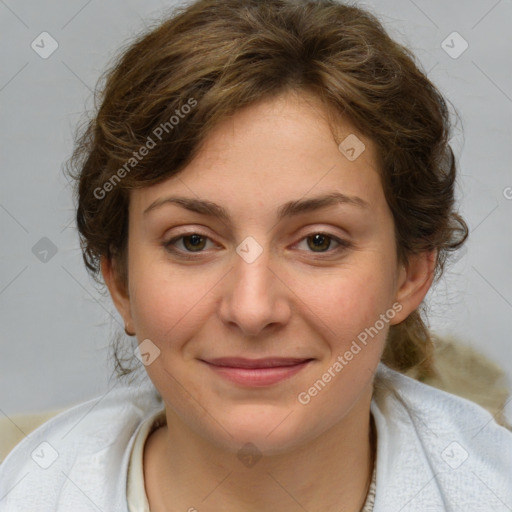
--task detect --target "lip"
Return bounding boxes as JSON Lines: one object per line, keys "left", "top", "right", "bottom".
{"left": 201, "top": 357, "right": 314, "bottom": 387}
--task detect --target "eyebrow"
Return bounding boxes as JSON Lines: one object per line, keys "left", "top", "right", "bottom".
{"left": 143, "top": 192, "right": 370, "bottom": 222}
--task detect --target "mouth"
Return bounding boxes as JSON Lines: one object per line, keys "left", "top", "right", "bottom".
{"left": 200, "top": 357, "right": 314, "bottom": 387}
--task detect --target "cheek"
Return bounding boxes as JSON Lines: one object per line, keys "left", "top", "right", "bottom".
{"left": 296, "top": 257, "right": 397, "bottom": 340}
{"left": 128, "top": 262, "right": 180, "bottom": 348}
{"left": 130, "top": 274, "right": 207, "bottom": 346}
{"left": 127, "top": 241, "right": 218, "bottom": 335}
{"left": 127, "top": 264, "right": 214, "bottom": 403}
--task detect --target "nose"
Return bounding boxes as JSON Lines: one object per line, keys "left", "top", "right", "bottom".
{"left": 218, "top": 244, "right": 291, "bottom": 337}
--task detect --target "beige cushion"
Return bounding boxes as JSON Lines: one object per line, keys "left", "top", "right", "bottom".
{"left": 409, "top": 336, "right": 511, "bottom": 429}
{"left": 0, "top": 409, "right": 64, "bottom": 463}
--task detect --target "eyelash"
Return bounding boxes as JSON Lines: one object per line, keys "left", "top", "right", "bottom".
{"left": 163, "top": 230, "right": 352, "bottom": 259}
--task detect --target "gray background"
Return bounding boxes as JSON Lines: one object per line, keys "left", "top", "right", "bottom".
{"left": 1, "top": 0, "right": 511, "bottom": 419}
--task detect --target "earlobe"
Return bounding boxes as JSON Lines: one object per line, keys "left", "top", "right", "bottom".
{"left": 390, "top": 249, "right": 437, "bottom": 325}
{"left": 100, "top": 255, "right": 134, "bottom": 333}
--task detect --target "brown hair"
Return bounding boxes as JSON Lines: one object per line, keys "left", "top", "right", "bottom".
{"left": 67, "top": 0, "right": 468, "bottom": 377}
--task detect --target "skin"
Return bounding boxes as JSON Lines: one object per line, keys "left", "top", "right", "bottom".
{"left": 102, "top": 90, "right": 436, "bottom": 512}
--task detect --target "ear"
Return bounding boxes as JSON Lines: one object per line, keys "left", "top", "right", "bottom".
{"left": 389, "top": 249, "right": 437, "bottom": 325}
{"left": 101, "top": 254, "right": 134, "bottom": 334}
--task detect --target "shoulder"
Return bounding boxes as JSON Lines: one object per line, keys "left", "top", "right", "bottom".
{"left": 0, "top": 380, "right": 163, "bottom": 512}
{"left": 371, "top": 363, "right": 512, "bottom": 511}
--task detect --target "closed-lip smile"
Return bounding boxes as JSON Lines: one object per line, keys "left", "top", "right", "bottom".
{"left": 200, "top": 357, "right": 314, "bottom": 386}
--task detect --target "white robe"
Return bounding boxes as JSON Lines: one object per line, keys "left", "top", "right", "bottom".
{"left": 1, "top": 363, "right": 511, "bottom": 511}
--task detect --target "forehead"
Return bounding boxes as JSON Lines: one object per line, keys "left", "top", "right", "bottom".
{"left": 131, "top": 91, "right": 386, "bottom": 219}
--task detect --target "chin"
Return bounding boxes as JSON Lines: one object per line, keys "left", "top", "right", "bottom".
{"left": 202, "top": 405, "right": 316, "bottom": 457}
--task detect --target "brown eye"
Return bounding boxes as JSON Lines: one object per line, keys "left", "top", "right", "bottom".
{"left": 164, "top": 232, "right": 214, "bottom": 255}
{"left": 295, "top": 232, "right": 352, "bottom": 256}
{"left": 181, "top": 234, "right": 207, "bottom": 252}
{"left": 306, "top": 233, "right": 334, "bottom": 252}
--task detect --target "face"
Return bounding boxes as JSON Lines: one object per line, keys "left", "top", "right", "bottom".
{"left": 104, "top": 91, "right": 434, "bottom": 455}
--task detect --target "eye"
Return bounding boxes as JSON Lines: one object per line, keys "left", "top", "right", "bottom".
{"left": 164, "top": 232, "right": 216, "bottom": 254}
{"left": 295, "top": 232, "right": 352, "bottom": 254}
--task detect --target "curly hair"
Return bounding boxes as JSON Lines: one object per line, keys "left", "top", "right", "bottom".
{"left": 66, "top": 0, "right": 468, "bottom": 378}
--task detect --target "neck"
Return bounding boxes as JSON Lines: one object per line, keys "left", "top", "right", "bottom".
{"left": 144, "top": 386, "right": 376, "bottom": 512}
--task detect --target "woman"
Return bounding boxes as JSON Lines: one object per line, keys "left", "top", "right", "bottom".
{"left": 1, "top": 0, "right": 511, "bottom": 510}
